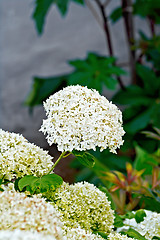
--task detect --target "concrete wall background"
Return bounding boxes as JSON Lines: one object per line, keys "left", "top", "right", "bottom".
{"left": 0, "top": 0, "right": 149, "bottom": 149}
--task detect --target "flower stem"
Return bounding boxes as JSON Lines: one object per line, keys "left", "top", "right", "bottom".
{"left": 48, "top": 151, "right": 71, "bottom": 174}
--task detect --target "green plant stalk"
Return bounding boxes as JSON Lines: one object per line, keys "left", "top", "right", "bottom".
{"left": 48, "top": 151, "right": 67, "bottom": 174}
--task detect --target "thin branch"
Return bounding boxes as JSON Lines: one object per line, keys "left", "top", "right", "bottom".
{"left": 84, "top": 0, "right": 103, "bottom": 29}
{"left": 95, "top": 0, "right": 113, "bottom": 56}
{"left": 121, "top": 0, "right": 136, "bottom": 84}
{"left": 148, "top": 17, "right": 155, "bottom": 37}
{"left": 95, "top": 0, "right": 125, "bottom": 90}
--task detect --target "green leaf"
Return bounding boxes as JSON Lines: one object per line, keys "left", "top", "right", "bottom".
{"left": 32, "top": 0, "right": 84, "bottom": 34}
{"left": 73, "top": 150, "right": 95, "bottom": 168}
{"left": 56, "top": 0, "right": 69, "bottom": 16}
{"left": 18, "top": 176, "right": 38, "bottom": 191}
{"left": 123, "top": 228, "right": 147, "bottom": 240}
{"left": 152, "top": 237, "right": 160, "bottom": 239}
{"left": 135, "top": 209, "right": 146, "bottom": 223}
{"left": 134, "top": 0, "right": 160, "bottom": 24}
{"left": 25, "top": 75, "right": 67, "bottom": 107}
{"left": 38, "top": 174, "right": 63, "bottom": 192}
{"left": 112, "top": 85, "right": 152, "bottom": 106}
{"left": 33, "top": 0, "right": 54, "bottom": 34}
{"left": 134, "top": 145, "right": 158, "bottom": 175}
{"left": 136, "top": 64, "right": 160, "bottom": 93}
{"left": 56, "top": 0, "right": 84, "bottom": 15}
{"left": 124, "top": 107, "right": 154, "bottom": 134}
{"left": 104, "top": 77, "right": 118, "bottom": 90}
{"left": 114, "top": 214, "right": 124, "bottom": 228}
{"left": 18, "top": 174, "right": 63, "bottom": 193}
{"left": 110, "top": 7, "right": 122, "bottom": 23}
{"left": 72, "top": 0, "right": 84, "bottom": 5}
{"left": 68, "top": 53, "right": 125, "bottom": 93}
{"left": 141, "top": 195, "right": 160, "bottom": 213}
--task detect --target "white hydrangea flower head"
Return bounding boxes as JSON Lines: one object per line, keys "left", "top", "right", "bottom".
{"left": 0, "top": 191, "right": 64, "bottom": 239}
{"left": 0, "top": 230, "right": 58, "bottom": 240}
{"left": 108, "top": 232, "right": 134, "bottom": 240}
{"left": 45, "top": 181, "right": 114, "bottom": 233}
{"left": 65, "top": 227, "right": 104, "bottom": 240}
{"left": 40, "top": 85, "right": 125, "bottom": 153}
{"left": 118, "top": 210, "right": 160, "bottom": 239}
{"left": 0, "top": 129, "right": 53, "bottom": 180}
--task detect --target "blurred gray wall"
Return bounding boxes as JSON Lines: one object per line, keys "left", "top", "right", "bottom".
{"left": 0, "top": 0, "right": 149, "bottom": 148}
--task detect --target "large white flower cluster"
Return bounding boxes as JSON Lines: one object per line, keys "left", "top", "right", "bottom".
{"left": 45, "top": 181, "right": 114, "bottom": 234}
{"left": 119, "top": 210, "right": 160, "bottom": 239}
{"left": 0, "top": 129, "right": 53, "bottom": 180}
{"left": 0, "top": 230, "right": 56, "bottom": 240}
{"left": 40, "top": 85, "right": 125, "bottom": 153}
{"left": 0, "top": 191, "right": 63, "bottom": 239}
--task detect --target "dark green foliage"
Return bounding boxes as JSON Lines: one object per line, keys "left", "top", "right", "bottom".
{"left": 140, "top": 195, "right": 160, "bottom": 213}
{"left": 138, "top": 33, "right": 160, "bottom": 69}
{"left": 110, "top": 0, "right": 160, "bottom": 25}
{"left": 113, "top": 64, "right": 160, "bottom": 137}
{"left": 18, "top": 174, "right": 63, "bottom": 194}
{"left": 25, "top": 75, "right": 67, "bottom": 106}
{"left": 134, "top": 0, "right": 160, "bottom": 23}
{"left": 68, "top": 53, "right": 125, "bottom": 92}
{"left": 110, "top": 7, "right": 122, "bottom": 23}
{"left": 134, "top": 145, "right": 158, "bottom": 175}
{"left": 33, "top": 0, "right": 54, "bottom": 34}
{"left": 33, "top": 0, "right": 84, "bottom": 34}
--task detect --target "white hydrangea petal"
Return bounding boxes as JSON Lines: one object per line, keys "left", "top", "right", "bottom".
{"left": 40, "top": 85, "right": 125, "bottom": 153}
{"left": 0, "top": 129, "right": 53, "bottom": 180}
